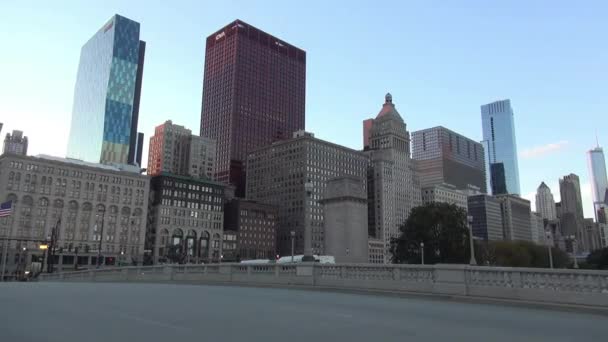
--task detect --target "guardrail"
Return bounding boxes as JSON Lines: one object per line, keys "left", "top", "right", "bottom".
{"left": 38, "top": 263, "right": 608, "bottom": 307}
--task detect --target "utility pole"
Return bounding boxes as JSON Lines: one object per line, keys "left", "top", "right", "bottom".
{"left": 1, "top": 201, "right": 16, "bottom": 281}
{"left": 48, "top": 219, "right": 59, "bottom": 273}
{"left": 467, "top": 215, "right": 477, "bottom": 266}
{"left": 302, "top": 180, "right": 314, "bottom": 262}
{"left": 96, "top": 209, "right": 106, "bottom": 268}
{"left": 290, "top": 231, "right": 295, "bottom": 263}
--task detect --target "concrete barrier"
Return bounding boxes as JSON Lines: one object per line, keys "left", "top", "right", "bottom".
{"left": 38, "top": 263, "right": 608, "bottom": 307}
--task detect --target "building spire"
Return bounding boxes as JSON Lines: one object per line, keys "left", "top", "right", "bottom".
{"left": 596, "top": 130, "right": 600, "bottom": 148}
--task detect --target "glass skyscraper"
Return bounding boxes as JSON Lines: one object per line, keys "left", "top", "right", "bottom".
{"left": 481, "top": 99, "right": 521, "bottom": 195}
{"left": 67, "top": 14, "right": 145, "bottom": 166}
{"left": 587, "top": 145, "right": 608, "bottom": 220}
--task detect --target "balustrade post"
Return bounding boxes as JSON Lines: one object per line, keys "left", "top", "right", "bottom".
{"left": 274, "top": 264, "right": 279, "bottom": 278}
{"left": 247, "top": 265, "right": 252, "bottom": 276}
{"left": 511, "top": 270, "right": 522, "bottom": 288}
{"left": 393, "top": 266, "right": 400, "bottom": 281}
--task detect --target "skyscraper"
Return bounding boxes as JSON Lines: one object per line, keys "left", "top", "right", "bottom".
{"left": 147, "top": 120, "right": 216, "bottom": 179}
{"left": 559, "top": 173, "right": 584, "bottom": 239}
{"left": 200, "top": 20, "right": 306, "bottom": 196}
{"left": 481, "top": 99, "right": 521, "bottom": 195}
{"left": 411, "top": 126, "right": 486, "bottom": 193}
{"left": 495, "top": 194, "right": 533, "bottom": 242}
{"left": 67, "top": 14, "right": 145, "bottom": 166}
{"left": 3, "top": 130, "right": 28, "bottom": 156}
{"left": 587, "top": 145, "right": 608, "bottom": 221}
{"left": 365, "top": 94, "right": 421, "bottom": 263}
{"left": 535, "top": 182, "right": 557, "bottom": 220}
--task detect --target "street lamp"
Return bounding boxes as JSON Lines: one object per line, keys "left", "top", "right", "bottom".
{"left": 420, "top": 242, "right": 424, "bottom": 265}
{"left": 290, "top": 231, "right": 295, "bottom": 263}
{"left": 467, "top": 215, "right": 477, "bottom": 266}
{"left": 302, "top": 179, "right": 315, "bottom": 262}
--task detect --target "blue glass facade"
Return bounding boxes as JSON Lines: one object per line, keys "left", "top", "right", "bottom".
{"left": 67, "top": 15, "right": 144, "bottom": 165}
{"left": 481, "top": 99, "right": 521, "bottom": 195}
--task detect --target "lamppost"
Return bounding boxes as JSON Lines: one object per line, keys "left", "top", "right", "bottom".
{"left": 467, "top": 215, "right": 477, "bottom": 266}
{"left": 568, "top": 235, "right": 578, "bottom": 269}
{"left": 302, "top": 179, "right": 315, "bottom": 262}
{"left": 420, "top": 242, "right": 424, "bottom": 265}
{"left": 96, "top": 208, "right": 106, "bottom": 269}
{"left": 1, "top": 199, "right": 17, "bottom": 282}
{"left": 290, "top": 230, "right": 295, "bottom": 263}
{"left": 547, "top": 242, "right": 554, "bottom": 269}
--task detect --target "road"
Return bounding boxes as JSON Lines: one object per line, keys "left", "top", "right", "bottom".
{"left": 0, "top": 282, "right": 606, "bottom": 342}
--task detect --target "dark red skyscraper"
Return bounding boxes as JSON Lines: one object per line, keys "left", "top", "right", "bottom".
{"left": 200, "top": 20, "right": 306, "bottom": 196}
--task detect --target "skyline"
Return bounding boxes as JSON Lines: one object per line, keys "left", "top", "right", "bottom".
{"left": 1, "top": 1, "right": 606, "bottom": 217}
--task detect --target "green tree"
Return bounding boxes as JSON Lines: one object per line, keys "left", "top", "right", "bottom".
{"left": 475, "top": 240, "right": 570, "bottom": 268}
{"left": 390, "top": 202, "right": 470, "bottom": 264}
{"left": 585, "top": 247, "right": 608, "bottom": 269}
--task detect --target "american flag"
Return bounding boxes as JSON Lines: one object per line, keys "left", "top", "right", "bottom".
{"left": 0, "top": 201, "right": 13, "bottom": 217}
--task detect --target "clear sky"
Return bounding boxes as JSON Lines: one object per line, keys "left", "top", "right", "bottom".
{"left": 1, "top": 0, "right": 606, "bottom": 217}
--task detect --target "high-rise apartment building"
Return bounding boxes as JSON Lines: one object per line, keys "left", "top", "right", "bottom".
{"left": 496, "top": 194, "right": 533, "bottom": 241}
{"left": 67, "top": 14, "right": 145, "bottom": 166}
{"left": 147, "top": 121, "right": 215, "bottom": 179}
{"left": 247, "top": 131, "right": 368, "bottom": 256}
{"left": 467, "top": 194, "right": 503, "bottom": 241}
{"left": 481, "top": 99, "right": 521, "bottom": 195}
{"left": 200, "top": 20, "right": 306, "bottom": 196}
{"left": 535, "top": 182, "right": 557, "bottom": 220}
{"left": 365, "top": 94, "right": 421, "bottom": 263}
{"left": 3, "top": 130, "right": 28, "bottom": 156}
{"left": 587, "top": 145, "right": 608, "bottom": 221}
{"left": 559, "top": 173, "right": 585, "bottom": 237}
{"left": 412, "top": 126, "right": 486, "bottom": 193}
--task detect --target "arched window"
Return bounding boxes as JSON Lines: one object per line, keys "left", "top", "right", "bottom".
{"left": 186, "top": 230, "right": 197, "bottom": 257}
{"left": 199, "top": 231, "right": 211, "bottom": 260}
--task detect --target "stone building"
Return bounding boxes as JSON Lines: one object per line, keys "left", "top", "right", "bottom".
{"left": 145, "top": 173, "right": 224, "bottom": 264}
{"left": 247, "top": 131, "right": 368, "bottom": 256}
{"left": 365, "top": 94, "right": 421, "bottom": 263}
{"left": 0, "top": 154, "right": 149, "bottom": 277}
{"left": 495, "top": 194, "right": 533, "bottom": 242}
{"left": 535, "top": 182, "right": 557, "bottom": 220}
{"left": 421, "top": 183, "right": 468, "bottom": 211}
{"left": 320, "top": 176, "right": 368, "bottom": 263}
{"left": 223, "top": 198, "right": 277, "bottom": 261}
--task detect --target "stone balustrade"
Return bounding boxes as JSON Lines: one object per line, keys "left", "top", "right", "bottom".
{"left": 38, "top": 263, "right": 608, "bottom": 307}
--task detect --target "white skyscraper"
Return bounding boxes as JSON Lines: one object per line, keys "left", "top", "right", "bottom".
{"left": 535, "top": 182, "right": 557, "bottom": 220}
{"left": 587, "top": 145, "right": 608, "bottom": 222}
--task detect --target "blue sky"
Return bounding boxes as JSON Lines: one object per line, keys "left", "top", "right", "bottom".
{"left": 1, "top": 0, "right": 606, "bottom": 216}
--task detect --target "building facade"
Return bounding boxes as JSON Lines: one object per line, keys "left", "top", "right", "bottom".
{"left": 530, "top": 211, "right": 545, "bottom": 245}
{"left": 421, "top": 183, "right": 468, "bottom": 211}
{"left": 223, "top": 198, "right": 277, "bottom": 261}
{"left": 559, "top": 173, "right": 585, "bottom": 239}
{"left": 587, "top": 146, "right": 608, "bottom": 222}
{"left": 3, "top": 130, "right": 28, "bottom": 156}
{"left": 145, "top": 174, "right": 225, "bottom": 264}
{"left": 320, "top": 176, "right": 368, "bottom": 263}
{"left": 147, "top": 120, "right": 215, "bottom": 180}
{"left": 582, "top": 218, "right": 602, "bottom": 253}
{"left": 481, "top": 99, "right": 521, "bottom": 195}
{"left": 0, "top": 154, "right": 149, "bottom": 277}
{"left": 365, "top": 94, "right": 421, "bottom": 263}
{"left": 412, "top": 126, "right": 486, "bottom": 193}
{"left": 247, "top": 131, "right": 368, "bottom": 256}
{"left": 467, "top": 194, "right": 503, "bottom": 241}
{"left": 200, "top": 20, "right": 306, "bottom": 196}
{"left": 67, "top": 14, "right": 145, "bottom": 166}
{"left": 535, "top": 182, "right": 557, "bottom": 220}
{"left": 496, "top": 194, "right": 533, "bottom": 242}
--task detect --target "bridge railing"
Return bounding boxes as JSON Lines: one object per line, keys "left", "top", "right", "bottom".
{"left": 38, "top": 263, "right": 608, "bottom": 307}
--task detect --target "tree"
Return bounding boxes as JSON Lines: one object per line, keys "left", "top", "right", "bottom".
{"left": 475, "top": 240, "right": 570, "bottom": 268}
{"left": 585, "top": 247, "right": 608, "bottom": 269}
{"left": 390, "top": 202, "right": 470, "bottom": 264}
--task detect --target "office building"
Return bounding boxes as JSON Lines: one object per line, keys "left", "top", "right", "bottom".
{"left": 582, "top": 218, "right": 602, "bottom": 253}
{"left": 3, "top": 130, "right": 28, "bottom": 156}
{"left": 481, "top": 99, "right": 521, "bottom": 195}
{"left": 496, "top": 194, "right": 533, "bottom": 241}
{"left": 530, "top": 212, "right": 545, "bottom": 245}
{"left": 145, "top": 174, "right": 225, "bottom": 264}
{"left": 200, "top": 20, "right": 306, "bottom": 196}
{"left": 412, "top": 126, "right": 486, "bottom": 193}
{"left": 535, "top": 182, "right": 557, "bottom": 220}
{"left": 223, "top": 198, "right": 277, "bottom": 261}
{"left": 320, "top": 177, "right": 368, "bottom": 263}
{"left": 367, "top": 239, "right": 384, "bottom": 264}
{"left": 247, "top": 131, "right": 368, "bottom": 256}
{"left": 559, "top": 173, "right": 585, "bottom": 239}
{"left": 0, "top": 153, "right": 149, "bottom": 276}
{"left": 67, "top": 14, "right": 145, "bottom": 166}
{"left": 362, "top": 118, "right": 374, "bottom": 150}
{"left": 421, "top": 183, "right": 468, "bottom": 211}
{"left": 587, "top": 145, "right": 608, "bottom": 221}
{"left": 147, "top": 121, "right": 216, "bottom": 179}
{"left": 467, "top": 194, "right": 503, "bottom": 241}
{"left": 365, "top": 94, "right": 421, "bottom": 263}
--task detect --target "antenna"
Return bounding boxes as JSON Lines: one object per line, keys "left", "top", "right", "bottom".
{"left": 596, "top": 131, "right": 600, "bottom": 148}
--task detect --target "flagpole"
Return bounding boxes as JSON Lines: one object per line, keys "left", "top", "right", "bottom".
{"left": 1, "top": 201, "right": 16, "bottom": 282}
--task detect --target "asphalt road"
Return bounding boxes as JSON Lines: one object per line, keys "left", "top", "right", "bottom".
{"left": 0, "top": 282, "right": 606, "bottom": 342}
